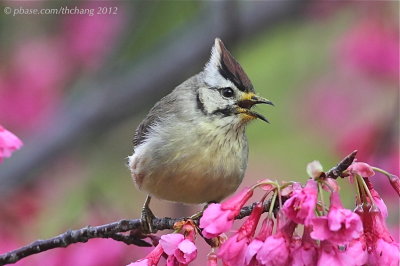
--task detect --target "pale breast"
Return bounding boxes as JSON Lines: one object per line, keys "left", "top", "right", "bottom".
{"left": 130, "top": 118, "right": 249, "bottom": 204}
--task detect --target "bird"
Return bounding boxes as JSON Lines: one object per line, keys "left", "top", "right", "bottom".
{"left": 128, "top": 38, "right": 273, "bottom": 232}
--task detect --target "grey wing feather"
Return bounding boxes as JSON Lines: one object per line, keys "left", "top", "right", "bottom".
{"left": 132, "top": 93, "right": 176, "bottom": 148}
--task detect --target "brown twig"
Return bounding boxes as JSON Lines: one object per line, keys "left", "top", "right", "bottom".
{"left": 0, "top": 202, "right": 269, "bottom": 265}
{"left": 326, "top": 150, "right": 357, "bottom": 179}
{"left": 0, "top": 152, "right": 355, "bottom": 265}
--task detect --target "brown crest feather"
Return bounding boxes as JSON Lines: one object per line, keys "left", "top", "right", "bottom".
{"left": 216, "top": 39, "right": 254, "bottom": 93}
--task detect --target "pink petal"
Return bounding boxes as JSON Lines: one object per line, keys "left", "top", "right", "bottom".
{"left": 310, "top": 217, "right": 331, "bottom": 241}
{"left": 177, "top": 239, "right": 196, "bottom": 254}
{"left": 245, "top": 239, "right": 263, "bottom": 265}
{"left": 0, "top": 126, "right": 23, "bottom": 162}
{"left": 218, "top": 234, "right": 248, "bottom": 265}
{"left": 348, "top": 162, "right": 375, "bottom": 178}
{"left": 256, "top": 234, "right": 289, "bottom": 265}
{"left": 388, "top": 174, "right": 400, "bottom": 197}
{"left": 369, "top": 239, "right": 400, "bottom": 266}
{"left": 282, "top": 179, "right": 318, "bottom": 225}
{"left": 311, "top": 193, "right": 363, "bottom": 244}
{"left": 256, "top": 217, "right": 274, "bottom": 241}
{"left": 200, "top": 203, "right": 222, "bottom": 227}
{"left": 175, "top": 239, "right": 197, "bottom": 264}
{"left": 200, "top": 204, "right": 233, "bottom": 238}
{"left": 290, "top": 245, "right": 318, "bottom": 266}
{"left": 221, "top": 187, "right": 253, "bottom": 215}
{"left": 238, "top": 203, "right": 263, "bottom": 238}
{"left": 160, "top": 234, "right": 184, "bottom": 255}
{"left": 317, "top": 240, "right": 368, "bottom": 266}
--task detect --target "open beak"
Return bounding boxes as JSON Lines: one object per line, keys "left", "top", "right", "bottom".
{"left": 237, "top": 93, "right": 274, "bottom": 123}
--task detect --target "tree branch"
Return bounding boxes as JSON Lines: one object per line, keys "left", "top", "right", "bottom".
{"left": 326, "top": 150, "right": 357, "bottom": 179}
{"left": 0, "top": 200, "right": 274, "bottom": 265}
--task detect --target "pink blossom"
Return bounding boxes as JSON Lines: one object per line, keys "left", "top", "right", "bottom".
{"left": 256, "top": 233, "right": 290, "bottom": 266}
{"left": 221, "top": 188, "right": 255, "bottom": 218}
{"left": 127, "top": 244, "right": 164, "bottom": 266}
{"left": 256, "top": 216, "right": 296, "bottom": 266}
{"left": 199, "top": 204, "right": 233, "bottom": 238}
{"left": 282, "top": 179, "right": 318, "bottom": 225}
{"left": 200, "top": 188, "right": 254, "bottom": 238}
{"left": 245, "top": 217, "right": 274, "bottom": 265}
{"left": 347, "top": 162, "right": 375, "bottom": 178}
{"left": 356, "top": 201, "right": 398, "bottom": 265}
{"left": 174, "top": 240, "right": 197, "bottom": 264}
{"left": 245, "top": 239, "right": 263, "bottom": 266}
{"left": 159, "top": 234, "right": 197, "bottom": 265}
{"left": 45, "top": 238, "right": 130, "bottom": 266}
{"left": 255, "top": 217, "right": 274, "bottom": 242}
{"left": 0, "top": 38, "right": 68, "bottom": 130}
{"left": 337, "top": 121, "right": 380, "bottom": 163}
{"left": 218, "top": 203, "right": 263, "bottom": 266}
{"left": 291, "top": 242, "right": 317, "bottom": 266}
{"left": 358, "top": 208, "right": 393, "bottom": 244}
{"left": 387, "top": 173, "right": 400, "bottom": 197}
{"left": 311, "top": 192, "right": 363, "bottom": 244}
{"left": 368, "top": 238, "right": 400, "bottom": 266}
{"left": 0, "top": 125, "right": 23, "bottom": 163}
{"left": 218, "top": 233, "right": 249, "bottom": 266}
{"left": 290, "top": 226, "right": 318, "bottom": 266}
{"left": 61, "top": 2, "right": 125, "bottom": 69}
{"left": 303, "top": 75, "right": 378, "bottom": 136}
{"left": 338, "top": 17, "right": 399, "bottom": 79}
{"left": 317, "top": 240, "right": 367, "bottom": 266}
{"left": 365, "top": 178, "right": 388, "bottom": 217}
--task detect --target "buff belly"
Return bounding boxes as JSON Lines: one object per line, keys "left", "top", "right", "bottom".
{"left": 129, "top": 134, "right": 247, "bottom": 203}
{"left": 141, "top": 166, "right": 241, "bottom": 204}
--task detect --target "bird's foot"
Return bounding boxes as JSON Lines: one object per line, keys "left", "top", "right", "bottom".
{"left": 141, "top": 195, "right": 156, "bottom": 234}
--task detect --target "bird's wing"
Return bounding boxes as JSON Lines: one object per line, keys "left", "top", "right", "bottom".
{"left": 132, "top": 93, "right": 176, "bottom": 148}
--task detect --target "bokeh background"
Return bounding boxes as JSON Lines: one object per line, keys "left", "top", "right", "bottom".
{"left": 0, "top": 0, "right": 398, "bottom": 265}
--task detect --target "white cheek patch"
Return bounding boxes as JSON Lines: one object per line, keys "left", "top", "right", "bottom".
{"left": 198, "top": 88, "right": 222, "bottom": 114}
{"left": 198, "top": 87, "right": 236, "bottom": 115}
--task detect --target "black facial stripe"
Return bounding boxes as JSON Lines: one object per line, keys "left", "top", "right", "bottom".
{"left": 212, "top": 107, "right": 234, "bottom": 117}
{"left": 196, "top": 92, "right": 207, "bottom": 115}
{"left": 218, "top": 62, "right": 253, "bottom": 93}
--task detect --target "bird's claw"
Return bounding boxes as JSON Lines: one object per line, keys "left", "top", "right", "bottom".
{"left": 140, "top": 195, "right": 156, "bottom": 234}
{"left": 141, "top": 204, "right": 156, "bottom": 234}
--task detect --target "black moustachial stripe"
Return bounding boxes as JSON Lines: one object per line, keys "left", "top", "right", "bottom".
{"left": 196, "top": 92, "right": 207, "bottom": 115}
{"left": 212, "top": 107, "right": 234, "bottom": 117}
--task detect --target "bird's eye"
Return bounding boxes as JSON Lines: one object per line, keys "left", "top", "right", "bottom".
{"left": 220, "top": 87, "right": 235, "bottom": 98}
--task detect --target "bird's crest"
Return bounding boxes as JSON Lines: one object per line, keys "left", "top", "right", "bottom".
{"left": 204, "top": 38, "right": 254, "bottom": 93}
